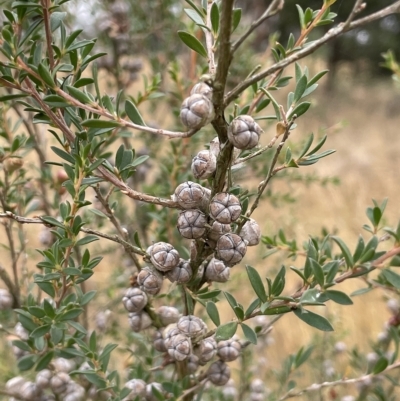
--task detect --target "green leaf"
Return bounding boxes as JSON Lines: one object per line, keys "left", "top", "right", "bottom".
{"left": 28, "top": 306, "right": 46, "bottom": 318}
{"left": 224, "top": 291, "right": 238, "bottom": 310}
{"left": 12, "top": 340, "right": 31, "bottom": 352}
{"left": 81, "top": 119, "right": 121, "bottom": 128}
{"left": 308, "top": 70, "right": 329, "bottom": 86}
{"left": 75, "top": 235, "right": 99, "bottom": 247}
{"left": 177, "top": 31, "right": 207, "bottom": 58}
{"left": 40, "top": 215, "right": 65, "bottom": 229}
{"left": 50, "top": 11, "right": 66, "bottom": 32}
{"left": 0, "top": 93, "right": 29, "bottom": 102}
{"left": 325, "top": 290, "right": 353, "bottom": 305}
{"left": 30, "top": 324, "right": 51, "bottom": 338}
{"left": 206, "top": 301, "right": 220, "bottom": 326}
{"left": 246, "top": 265, "right": 268, "bottom": 302}
{"left": 232, "top": 8, "right": 242, "bottom": 32}
{"left": 81, "top": 290, "right": 97, "bottom": 306}
{"left": 18, "top": 354, "right": 38, "bottom": 371}
{"left": 310, "top": 259, "right": 324, "bottom": 287}
{"left": 382, "top": 269, "right": 400, "bottom": 289}
{"left": 288, "top": 102, "right": 311, "bottom": 119}
{"left": 271, "top": 265, "right": 286, "bottom": 297}
{"left": 184, "top": 8, "right": 205, "bottom": 25}
{"left": 51, "top": 146, "right": 75, "bottom": 164}
{"left": 293, "top": 75, "right": 308, "bottom": 103}
{"left": 58, "top": 308, "right": 83, "bottom": 321}
{"left": 125, "top": 100, "right": 146, "bottom": 126}
{"left": 331, "top": 236, "right": 354, "bottom": 268}
{"left": 38, "top": 62, "right": 55, "bottom": 87}
{"left": 293, "top": 308, "right": 333, "bottom": 331}
{"left": 373, "top": 356, "right": 388, "bottom": 374}
{"left": 241, "top": 323, "right": 257, "bottom": 344}
{"left": 35, "top": 350, "right": 54, "bottom": 371}
{"left": 210, "top": 2, "right": 219, "bottom": 35}
{"left": 65, "top": 85, "right": 92, "bottom": 104}
{"left": 215, "top": 322, "right": 238, "bottom": 341}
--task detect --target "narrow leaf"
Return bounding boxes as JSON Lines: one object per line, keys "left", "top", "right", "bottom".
{"left": 215, "top": 322, "right": 238, "bottom": 341}
{"left": 246, "top": 265, "right": 268, "bottom": 302}
{"left": 206, "top": 301, "right": 220, "bottom": 326}
{"left": 293, "top": 308, "right": 334, "bottom": 331}
{"left": 241, "top": 323, "right": 257, "bottom": 344}
{"left": 125, "top": 100, "right": 146, "bottom": 126}
{"left": 177, "top": 31, "right": 208, "bottom": 58}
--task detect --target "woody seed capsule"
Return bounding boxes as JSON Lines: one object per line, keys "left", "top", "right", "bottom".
{"left": 158, "top": 306, "right": 180, "bottom": 326}
{"left": 180, "top": 94, "right": 214, "bottom": 129}
{"left": 153, "top": 330, "right": 167, "bottom": 352}
{"left": 190, "top": 82, "right": 213, "bottom": 99}
{"left": 177, "top": 315, "right": 207, "bottom": 338}
{"left": 163, "top": 324, "right": 181, "bottom": 348}
{"left": 177, "top": 209, "right": 207, "bottom": 239}
{"left": 128, "top": 311, "right": 152, "bottom": 332}
{"left": 36, "top": 369, "right": 53, "bottom": 389}
{"left": 0, "top": 288, "right": 13, "bottom": 309}
{"left": 167, "top": 333, "right": 191, "bottom": 361}
{"left": 217, "top": 338, "right": 242, "bottom": 362}
{"left": 137, "top": 266, "right": 163, "bottom": 295}
{"left": 123, "top": 379, "right": 146, "bottom": 399}
{"left": 150, "top": 242, "right": 180, "bottom": 272}
{"left": 228, "top": 115, "right": 263, "bottom": 150}
{"left": 194, "top": 336, "right": 217, "bottom": 365}
{"left": 239, "top": 218, "right": 261, "bottom": 246}
{"left": 207, "top": 360, "right": 231, "bottom": 386}
{"left": 166, "top": 259, "right": 193, "bottom": 284}
{"left": 216, "top": 233, "right": 247, "bottom": 266}
{"left": 122, "top": 287, "right": 148, "bottom": 312}
{"left": 205, "top": 258, "right": 230, "bottom": 283}
{"left": 191, "top": 150, "right": 216, "bottom": 179}
{"left": 173, "top": 181, "right": 211, "bottom": 210}
{"left": 209, "top": 193, "right": 241, "bottom": 224}
{"left": 187, "top": 354, "right": 200, "bottom": 374}
{"left": 50, "top": 372, "right": 70, "bottom": 394}
{"left": 145, "top": 382, "right": 165, "bottom": 401}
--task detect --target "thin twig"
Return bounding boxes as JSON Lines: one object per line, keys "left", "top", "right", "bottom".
{"left": 41, "top": 0, "right": 55, "bottom": 70}
{"left": 343, "top": 0, "right": 365, "bottom": 30}
{"left": 206, "top": 0, "right": 216, "bottom": 75}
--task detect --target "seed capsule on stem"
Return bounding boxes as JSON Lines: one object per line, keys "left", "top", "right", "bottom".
{"left": 180, "top": 94, "right": 214, "bottom": 129}
{"left": 216, "top": 233, "right": 247, "bottom": 266}
{"left": 228, "top": 115, "right": 263, "bottom": 150}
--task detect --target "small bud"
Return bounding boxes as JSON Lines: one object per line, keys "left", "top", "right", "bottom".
{"left": 250, "top": 378, "right": 265, "bottom": 393}
{"left": 187, "top": 354, "right": 200, "bottom": 374}
{"left": 167, "top": 333, "right": 191, "bottom": 361}
{"left": 173, "top": 181, "right": 211, "bottom": 210}
{"left": 145, "top": 382, "right": 165, "bottom": 401}
{"left": 137, "top": 266, "right": 163, "bottom": 295}
{"left": 205, "top": 258, "right": 230, "bottom": 282}
{"left": 39, "top": 227, "right": 53, "bottom": 247}
{"left": 190, "top": 82, "right": 213, "bottom": 99}
{"left": 207, "top": 360, "right": 231, "bottom": 386}
{"left": 334, "top": 341, "right": 347, "bottom": 353}
{"left": 166, "top": 259, "right": 193, "bottom": 284}
{"left": 0, "top": 288, "right": 13, "bottom": 309}
{"left": 217, "top": 338, "right": 241, "bottom": 362}
{"left": 128, "top": 311, "right": 152, "bottom": 332}
{"left": 163, "top": 324, "right": 181, "bottom": 348}
{"left": 153, "top": 330, "right": 167, "bottom": 352}
{"left": 149, "top": 242, "right": 180, "bottom": 272}
{"left": 50, "top": 372, "right": 70, "bottom": 394}
{"left": 194, "top": 337, "right": 217, "bottom": 364}
{"left": 209, "top": 193, "right": 241, "bottom": 224}
{"left": 239, "top": 218, "right": 261, "bottom": 246}
{"left": 158, "top": 306, "right": 180, "bottom": 326}
{"left": 192, "top": 150, "right": 216, "bottom": 179}
{"left": 177, "top": 209, "right": 207, "bottom": 239}
{"left": 228, "top": 115, "right": 263, "bottom": 150}
{"left": 180, "top": 94, "right": 214, "bottom": 129}
{"left": 36, "top": 369, "right": 53, "bottom": 389}
{"left": 123, "top": 379, "right": 146, "bottom": 400}
{"left": 177, "top": 315, "right": 207, "bottom": 338}
{"left": 216, "top": 233, "right": 247, "bottom": 266}
{"left": 387, "top": 298, "right": 400, "bottom": 314}
{"left": 122, "top": 287, "right": 148, "bottom": 312}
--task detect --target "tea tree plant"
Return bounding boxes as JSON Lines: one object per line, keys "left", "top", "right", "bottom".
{"left": 1, "top": 1, "right": 400, "bottom": 400}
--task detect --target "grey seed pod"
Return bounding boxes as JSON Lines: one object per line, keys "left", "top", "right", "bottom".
{"left": 239, "top": 218, "right": 261, "bottom": 246}
{"left": 20, "top": 381, "right": 40, "bottom": 400}
{"left": 209, "top": 193, "right": 241, "bottom": 224}
{"left": 190, "top": 82, "right": 213, "bottom": 99}
{"left": 150, "top": 242, "right": 180, "bottom": 272}
{"left": 167, "top": 333, "right": 191, "bottom": 361}
{"left": 50, "top": 372, "right": 70, "bottom": 394}
{"left": 153, "top": 330, "right": 167, "bottom": 352}
{"left": 6, "top": 376, "right": 26, "bottom": 394}
{"left": 223, "top": 379, "right": 238, "bottom": 400}
{"left": 137, "top": 266, "right": 163, "bottom": 295}
{"left": 208, "top": 221, "right": 232, "bottom": 242}
{"left": 158, "top": 306, "right": 180, "bottom": 326}
{"left": 163, "top": 324, "right": 181, "bottom": 348}
{"left": 205, "top": 258, "right": 230, "bottom": 283}
{"left": 180, "top": 94, "right": 214, "bottom": 129}
{"left": 64, "top": 383, "right": 85, "bottom": 401}
{"left": 166, "top": 259, "right": 193, "bottom": 284}
{"left": 53, "top": 357, "right": 75, "bottom": 373}
{"left": 207, "top": 360, "right": 231, "bottom": 386}
{"left": 15, "top": 322, "right": 29, "bottom": 340}
{"left": 194, "top": 336, "right": 217, "bottom": 365}
{"left": 96, "top": 309, "right": 111, "bottom": 332}
{"left": 123, "top": 379, "right": 146, "bottom": 400}
{"left": 173, "top": 181, "right": 211, "bottom": 210}
{"left": 122, "top": 287, "right": 148, "bottom": 312}
{"left": 128, "top": 311, "right": 152, "bottom": 332}
{"left": 145, "top": 382, "right": 165, "bottom": 401}
{"left": 187, "top": 354, "right": 200, "bottom": 374}
{"left": 250, "top": 378, "right": 265, "bottom": 393}
{"left": 250, "top": 392, "right": 265, "bottom": 401}
{"left": 177, "top": 209, "right": 207, "bottom": 239}
{"left": 0, "top": 288, "right": 13, "bottom": 309}
{"left": 177, "top": 315, "right": 207, "bottom": 338}
{"left": 216, "top": 233, "right": 247, "bottom": 266}
{"left": 191, "top": 150, "right": 216, "bottom": 179}
{"left": 36, "top": 369, "right": 53, "bottom": 389}
{"left": 217, "top": 338, "right": 241, "bottom": 362}
{"left": 228, "top": 115, "right": 263, "bottom": 150}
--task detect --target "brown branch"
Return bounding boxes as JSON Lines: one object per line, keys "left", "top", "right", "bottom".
{"left": 41, "top": 0, "right": 55, "bottom": 70}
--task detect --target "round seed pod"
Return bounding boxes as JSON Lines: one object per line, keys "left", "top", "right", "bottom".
{"left": 158, "top": 306, "right": 180, "bottom": 326}
{"left": 0, "top": 288, "right": 13, "bottom": 310}
{"left": 167, "top": 333, "right": 191, "bottom": 361}
{"left": 150, "top": 242, "right": 180, "bottom": 272}
{"left": 53, "top": 357, "right": 75, "bottom": 373}
{"left": 180, "top": 94, "right": 214, "bottom": 129}
{"left": 177, "top": 315, "right": 207, "bottom": 338}
{"left": 216, "top": 233, "right": 247, "bottom": 266}
{"left": 50, "top": 372, "right": 70, "bottom": 394}
{"left": 187, "top": 354, "right": 200, "bottom": 374}
{"left": 205, "top": 258, "right": 230, "bottom": 283}
{"left": 6, "top": 376, "right": 26, "bottom": 394}
{"left": 153, "top": 330, "right": 167, "bottom": 352}
{"left": 177, "top": 209, "right": 207, "bottom": 239}
{"left": 191, "top": 150, "right": 216, "bottom": 179}
{"left": 250, "top": 392, "right": 265, "bottom": 401}
{"left": 173, "top": 181, "right": 210, "bottom": 210}
{"left": 207, "top": 360, "right": 231, "bottom": 386}
{"left": 145, "top": 382, "right": 165, "bottom": 401}
{"left": 63, "top": 382, "right": 85, "bottom": 401}
{"left": 15, "top": 322, "right": 29, "bottom": 340}
{"left": 137, "top": 266, "right": 163, "bottom": 295}
{"left": 36, "top": 369, "right": 53, "bottom": 390}
{"left": 217, "top": 338, "right": 241, "bottom": 362}
{"left": 208, "top": 221, "right": 232, "bottom": 242}
{"left": 128, "top": 311, "right": 152, "bottom": 332}
{"left": 209, "top": 193, "right": 241, "bottom": 224}
{"left": 122, "top": 287, "right": 148, "bottom": 312}
{"left": 20, "top": 381, "right": 40, "bottom": 400}
{"left": 190, "top": 82, "right": 213, "bottom": 99}
{"left": 223, "top": 379, "right": 238, "bottom": 400}
{"left": 123, "top": 379, "right": 146, "bottom": 400}
{"left": 228, "top": 115, "right": 263, "bottom": 150}
{"left": 194, "top": 337, "right": 217, "bottom": 365}
{"left": 163, "top": 324, "right": 181, "bottom": 348}
{"left": 96, "top": 309, "right": 111, "bottom": 332}
{"left": 166, "top": 259, "right": 193, "bottom": 284}
{"left": 250, "top": 378, "right": 265, "bottom": 393}
{"left": 239, "top": 218, "right": 261, "bottom": 246}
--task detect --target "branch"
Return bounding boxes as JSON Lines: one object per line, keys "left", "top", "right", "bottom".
{"left": 224, "top": 1, "right": 400, "bottom": 106}
{"left": 278, "top": 360, "right": 400, "bottom": 400}
{"left": 206, "top": 0, "right": 216, "bottom": 75}
{"left": 41, "top": 0, "right": 55, "bottom": 70}
{"left": 232, "top": 0, "right": 284, "bottom": 54}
